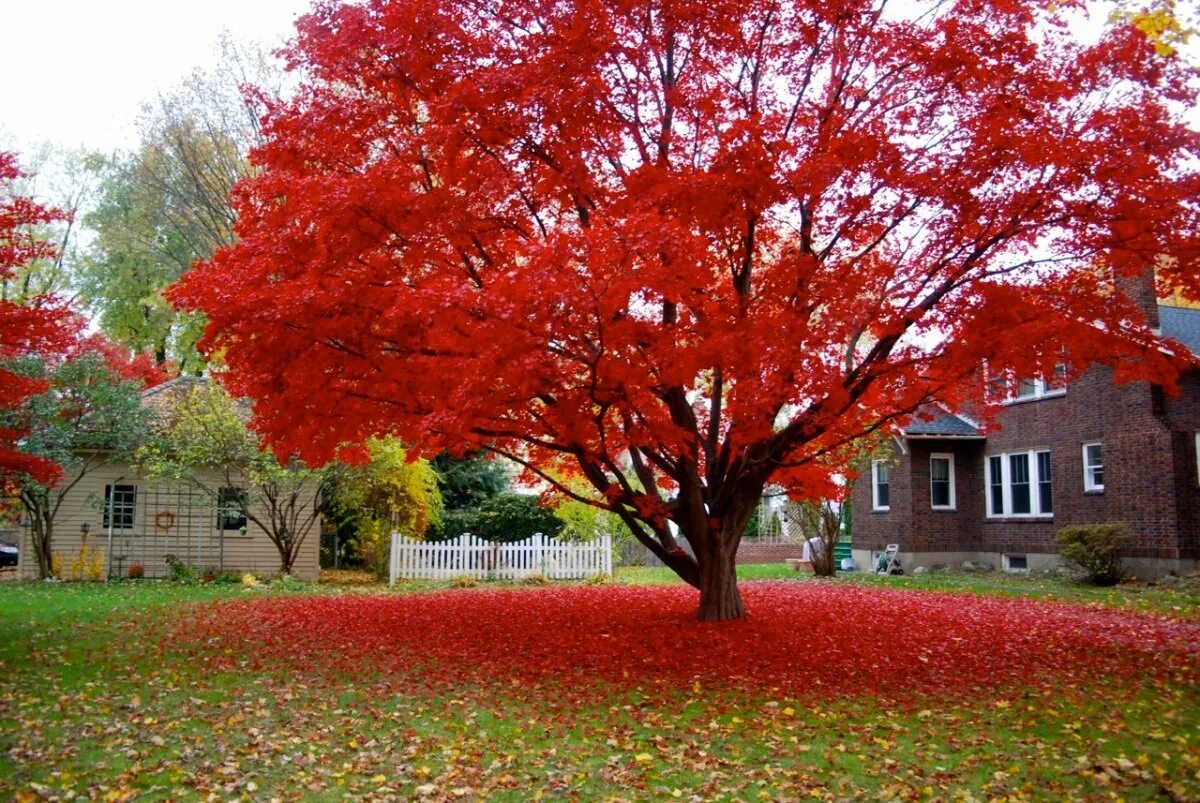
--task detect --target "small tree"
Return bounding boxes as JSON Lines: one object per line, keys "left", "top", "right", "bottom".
{"left": 140, "top": 382, "right": 328, "bottom": 575}
{"left": 326, "top": 437, "right": 442, "bottom": 577}
{"left": 3, "top": 348, "right": 155, "bottom": 578}
{"left": 795, "top": 499, "right": 844, "bottom": 578}
{"left": 0, "top": 151, "right": 77, "bottom": 484}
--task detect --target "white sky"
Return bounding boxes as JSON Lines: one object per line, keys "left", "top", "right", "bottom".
{"left": 0, "top": 1, "right": 1194, "bottom": 161}
{"left": 0, "top": 0, "right": 312, "bottom": 155}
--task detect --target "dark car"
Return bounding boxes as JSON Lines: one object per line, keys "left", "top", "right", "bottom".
{"left": 0, "top": 540, "right": 17, "bottom": 568}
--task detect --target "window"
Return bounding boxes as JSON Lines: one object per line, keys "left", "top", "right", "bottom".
{"left": 1083, "top": 442, "right": 1104, "bottom": 492}
{"left": 1037, "top": 451, "right": 1053, "bottom": 514}
{"left": 1016, "top": 377, "right": 1039, "bottom": 400}
{"left": 1047, "top": 361, "right": 1069, "bottom": 392}
{"left": 103, "top": 484, "right": 137, "bottom": 530}
{"left": 985, "top": 450, "right": 1053, "bottom": 517}
{"left": 1196, "top": 433, "right": 1200, "bottom": 486}
{"left": 1010, "top": 453, "right": 1031, "bottom": 514}
{"left": 872, "top": 460, "right": 890, "bottom": 511}
{"left": 930, "top": 454, "right": 955, "bottom": 510}
{"left": 1003, "top": 554, "right": 1029, "bottom": 572}
{"left": 991, "top": 371, "right": 1067, "bottom": 404}
{"left": 218, "top": 487, "right": 247, "bottom": 531}
{"left": 988, "top": 455, "right": 1004, "bottom": 516}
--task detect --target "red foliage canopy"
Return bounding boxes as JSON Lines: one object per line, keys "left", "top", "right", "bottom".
{"left": 174, "top": 0, "right": 1200, "bottom": 616}
{"left": 71, "top": 332, "right": 177, "bottom": 390}
{"left": 0, "top": 152, "right": 77, "bottom": 483}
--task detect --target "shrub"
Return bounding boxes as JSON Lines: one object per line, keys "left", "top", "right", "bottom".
{"left": 241, "top": 572, "right": 261, "bottom": 588}
{"left": 450, "top": 574, "right": 477, "bottom": 588}
{"left": 434, "top": 493, "right": 563, "bottom": 543}
{"left": 522, "top": 572, "right": 549, "bottom": 586}
{"left": 1056, "top": 523, "right": 1131, "bottom": 586}
{"left": 584, "top": 572, "right": 612, "bottom": 585}
{"left": 127, "top": 563, "right": 144, "bottom": 579}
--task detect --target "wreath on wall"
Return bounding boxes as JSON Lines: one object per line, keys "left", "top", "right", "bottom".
{"left": 154, "top": 511, "right": 176, "bottom": 533}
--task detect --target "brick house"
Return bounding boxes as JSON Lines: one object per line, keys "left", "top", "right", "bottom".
{"left": 850, "top": 303, "right": 1200, "bottom": 578}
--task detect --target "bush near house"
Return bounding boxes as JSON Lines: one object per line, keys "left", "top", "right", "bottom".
{"left": 1056, "top": 523, "right": 1132, "bottom": 586}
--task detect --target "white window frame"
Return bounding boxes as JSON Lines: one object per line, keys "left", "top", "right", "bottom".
{"left": 1082, "top": 442, "right": 1104, "bottom": 493}
{"left": 871, "top": 460, "right": 890, "bottom": 512}
{"left": 929, "top": 453, "right": 956, "bottom": 510}
{"left": 103, "top": 483, "right": 138, "bottom": 530}
{"left": 984, "top": 449, "right": 1053, "bottom": 518}
{"left": 1194, "top": 433, "right": 1199, "bottom": 487}
{"left": 1003, "top": 376, "right": 1067, "bottom": 404}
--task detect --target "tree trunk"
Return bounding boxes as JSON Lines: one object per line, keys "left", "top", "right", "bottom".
{"left": 31, "top": 518, "right": 53, "bottom": 579}
{"left": 696, "top": 541, "right": 744, "bottom": 622}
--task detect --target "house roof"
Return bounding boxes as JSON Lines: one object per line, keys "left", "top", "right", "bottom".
{"left": 901, "top": 407, "right": 983, "bottom": 438}
{"left": 138, "top": 375, "right": 228, "bottom": 434}
{"left": 1160, "top": 304, "right": 1200, "bottom": 358}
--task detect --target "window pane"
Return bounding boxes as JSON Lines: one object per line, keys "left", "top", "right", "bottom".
{"left": 1010, "top": 454, "right": 1030, "bottom": 514}
{"left": 1017, "top": 378, "right": 1038, "bottom": 398}
{"left": 874, "top": 462, "right": 889, "bottom": 509}
{"left": 103, "top": 484, "right": 137, "bottom": 530}
{"left": 1084, "top": 443, "right": 1104, "bottom": 490}
{"left": 989, "top": 456, "right": 1004, "bottom": 515}
{"left": 1037, "top": 452, "right": 1052, "bottom": 514}
{"left": 931, "top": 457, "right": 951, "bottom": 507}
{"left": 930, "top": 459, "right": 949, "bottom": 482}
{"left": 218, "top": 487, "right": 247, "bottom": 531}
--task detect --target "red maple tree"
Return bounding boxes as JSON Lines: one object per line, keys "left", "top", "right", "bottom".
{"left": 0, "top": 152, "right": 77, "bottom": 483}
{"left": 174, "top": 0, "right": 1200, "bottom": 619}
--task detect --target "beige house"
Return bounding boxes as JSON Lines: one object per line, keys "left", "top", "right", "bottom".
{"left": 13, "top": 378, "right": 321, "bottom": 581}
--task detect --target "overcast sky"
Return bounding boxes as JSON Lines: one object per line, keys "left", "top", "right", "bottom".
{"left": 0, "top": 0, "right": 311, "bottom": 156}
{"left": 1, "top": 2, "right": 1195, "bottom": 162}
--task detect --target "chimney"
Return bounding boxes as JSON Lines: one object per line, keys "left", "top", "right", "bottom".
{"left": 1109, "top": 209, "right": 1161, "bottom": 332}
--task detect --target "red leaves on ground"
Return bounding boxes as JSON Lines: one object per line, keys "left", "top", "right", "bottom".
{"left": 178, "top": 583, "right": 1198, "bottom": 702}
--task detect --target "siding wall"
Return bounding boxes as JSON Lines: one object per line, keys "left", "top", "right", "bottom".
{"left": 17, "top": 461, "right": 320, "bottom": 580}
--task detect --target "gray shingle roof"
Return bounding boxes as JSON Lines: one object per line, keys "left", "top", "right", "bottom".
{"left": 902, "top": 408, "right": 982, "bottom": 437}
{"left": 1160, "top": 304, "right": 1200, "bottom": 358}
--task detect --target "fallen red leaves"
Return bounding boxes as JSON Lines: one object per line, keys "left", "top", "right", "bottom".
{"left": 177, "top": 583, "right": 1198, "bottom": 702}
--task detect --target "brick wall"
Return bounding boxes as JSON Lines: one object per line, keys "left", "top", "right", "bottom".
{"left": 851, "top": 365, "right": 1198, "bottom": 564}
{"left": 735, "top": 542, "right": 808, "bottom": 564}
{"left": 851, "top": 438, "right": 913, "bottom": 554}
{"left": 1165, "top": 371, "right": 1200, "bottom": 560}
{"left": 984, "top": 366, "right": 1179, "bottom": 558}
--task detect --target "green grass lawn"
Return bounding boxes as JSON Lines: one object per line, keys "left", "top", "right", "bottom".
{"left": 1, "top": 570, "right": 1197, "bottom": 801}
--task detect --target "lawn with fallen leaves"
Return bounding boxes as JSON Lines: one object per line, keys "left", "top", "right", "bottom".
{"left": 2, "top": 574, "right": 1197, "bottom": 801}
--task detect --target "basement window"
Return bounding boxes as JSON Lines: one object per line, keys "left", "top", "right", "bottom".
{"left": 1002, "top": 554, "right": 1029, "bottom": 573}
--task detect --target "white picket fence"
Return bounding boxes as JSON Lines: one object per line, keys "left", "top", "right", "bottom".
{"left": 389, "top": 532, "right": 613, "bottom": 585}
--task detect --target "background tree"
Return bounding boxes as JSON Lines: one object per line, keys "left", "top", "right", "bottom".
{"left": 431, "top": 452, "right": 510, "bottom": 511}
{"left": 0, "top": 151, "right": 77, "bottom": 483}
{"left": 326, "top": 437, "right": 442, "bottom": 576}
{"left": 174, "top": 0, "right": 1200, "bottom": 620}
{"left": 80, "top": 36, "right": 282, "bottom": 372}
{"left": 139, "top": 381, "right": 328, "bottom": 575}
{"left": 3, "top": 342, "right": 158, "bottom": 578}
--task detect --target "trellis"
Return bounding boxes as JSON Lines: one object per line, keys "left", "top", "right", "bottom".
{"left": 101, "top": 483, "right": 223, "bottom": 579}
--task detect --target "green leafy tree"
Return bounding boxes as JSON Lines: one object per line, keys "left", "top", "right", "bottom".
{"left": 437, "top": 494, "right": 563, "bottom": 543}
{"left": 4, "top": 351, "right": 152, "bottom": 578}
{"left": 139, "top": 381, "right": 328, "bottom": 575}
{"left": 432, "top": 452, "right": 510, "bottom": 511}
{"left": 326, "top": 438, "right": 443, "bottom": 576}
{"left": 79, "top": 36, "right": 281, "bottom": 372}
